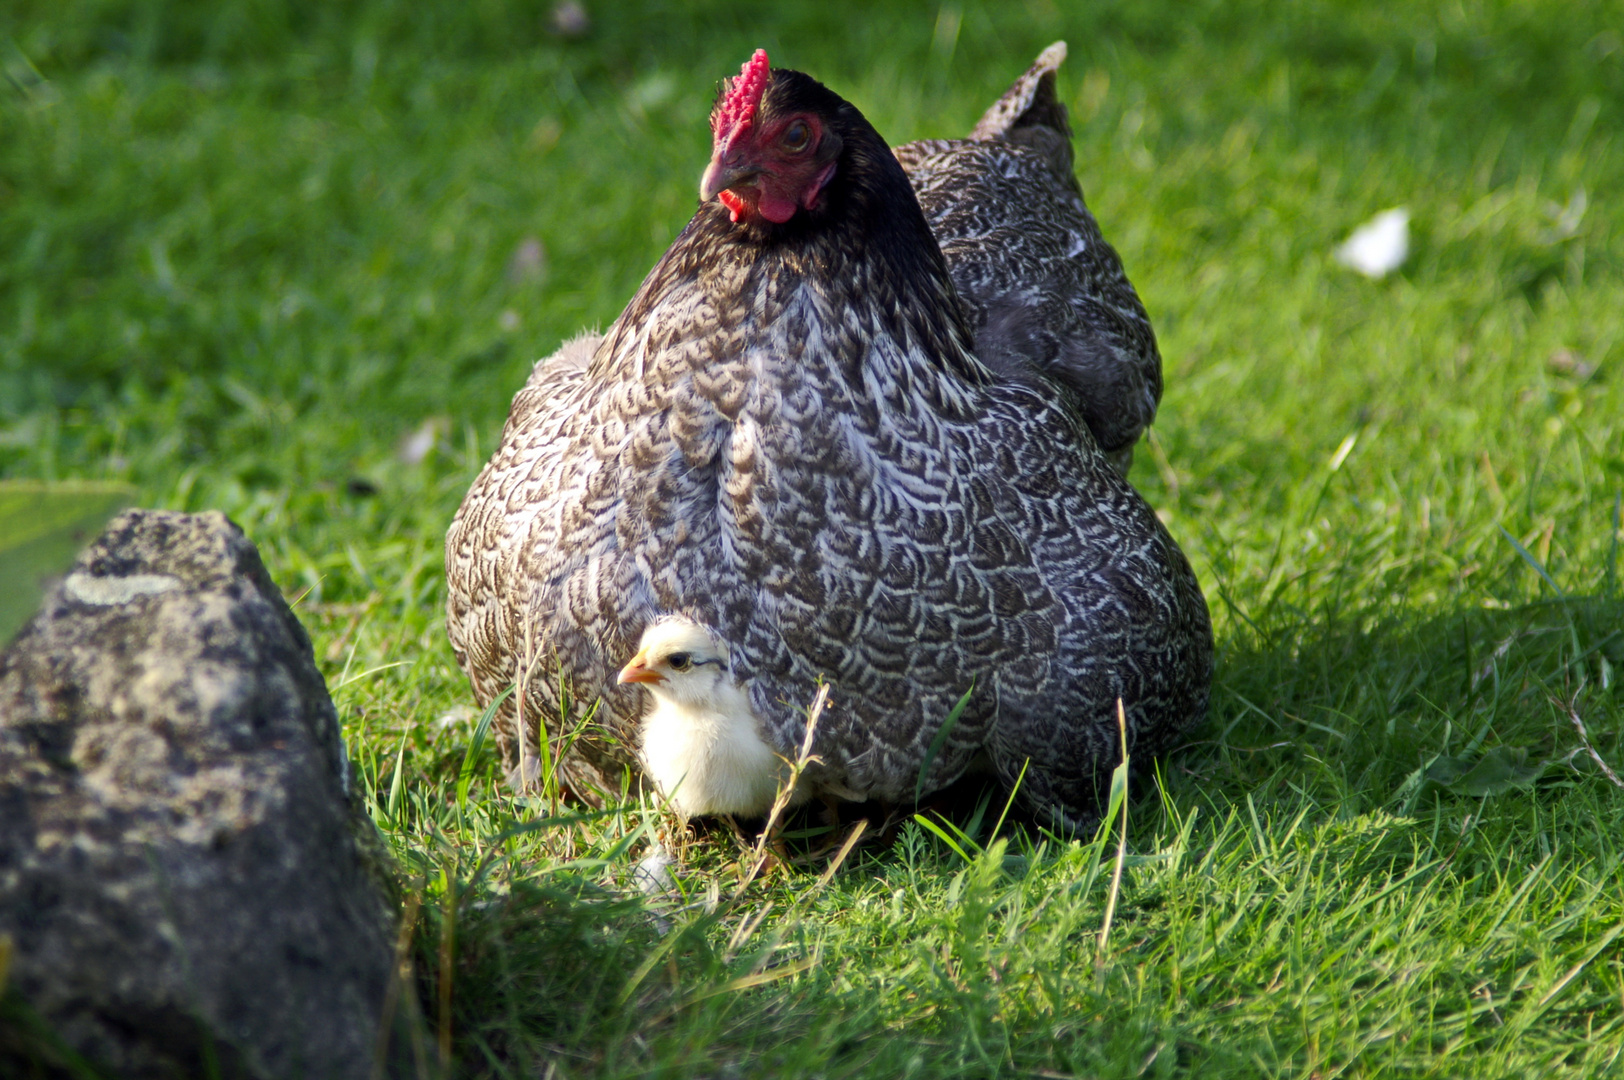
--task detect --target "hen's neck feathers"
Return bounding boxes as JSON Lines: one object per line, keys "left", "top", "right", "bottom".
{"left": 591, "top": 70, "right": 990, "bottom": 398}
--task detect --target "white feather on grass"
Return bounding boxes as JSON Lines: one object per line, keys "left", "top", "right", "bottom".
{"left": 1336, "top": 207, "right": 1410, "bottom": 278}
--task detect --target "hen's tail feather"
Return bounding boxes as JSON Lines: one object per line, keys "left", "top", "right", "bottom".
{"left": 969, "top": 41, "right": 1070, "bottom": 143}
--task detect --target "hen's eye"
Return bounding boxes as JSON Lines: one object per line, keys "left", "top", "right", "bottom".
{"left": 781, "top": 121, "right": 810, "bottom": 153}
{"left": 667, "top": 652, "right": 692, "bottom": 672}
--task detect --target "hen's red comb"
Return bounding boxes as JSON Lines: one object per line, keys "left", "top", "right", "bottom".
{"left": 713, "top": 49, "right": 770, "bottom": 137}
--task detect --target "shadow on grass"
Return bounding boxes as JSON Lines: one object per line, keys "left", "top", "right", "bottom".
{"left": 1177, "top": 594, "right": 1624, "bottom": 817}
{"left": 412, "top": 595, "right": 1623, "bottom": 1078}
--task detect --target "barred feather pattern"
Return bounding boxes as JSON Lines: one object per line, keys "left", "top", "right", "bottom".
{"left": 445, "top": 63, "right": 1211, "bottom": 832}
{"left": 894, "top": 41, "right": 1162, "bottom": 476}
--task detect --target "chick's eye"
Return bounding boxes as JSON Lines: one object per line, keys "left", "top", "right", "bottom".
{"left": 781, "top": 121, "right": 810, "bottom": 153}
{"left": 667, "top": 653, "right": 692, "bottom": 672}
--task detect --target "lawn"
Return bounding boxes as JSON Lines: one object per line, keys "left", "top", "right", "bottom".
{"left": 4, "top": 0, "right": 1624, "bottom": 1076}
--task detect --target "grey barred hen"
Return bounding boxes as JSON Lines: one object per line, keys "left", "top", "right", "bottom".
{"left": 895, "top": 42, "right": 1160, "bottom": 476}
{"left": 528, "top": 46, "right": 1160, "bottom": 478}
{"left": 445, "top": 49, "right": 1212, "bottom": 832}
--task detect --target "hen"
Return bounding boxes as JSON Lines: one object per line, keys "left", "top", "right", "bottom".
{"left": 895, "top": 42, "right": 1161, "bottom": 475}
{"left": 445, "top": 50, "right": 1212, "bottom": 832}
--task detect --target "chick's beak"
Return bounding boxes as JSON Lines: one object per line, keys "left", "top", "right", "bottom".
{"left": 617, "top": 651, "right": 664, "bottom": 686}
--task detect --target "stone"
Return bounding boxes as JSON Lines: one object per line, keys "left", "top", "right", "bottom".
{"left": 0, "top": 510, "right": 405, "bottom": 1079}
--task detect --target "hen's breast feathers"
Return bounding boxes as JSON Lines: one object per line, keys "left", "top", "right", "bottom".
{"left": 454, "top": 227, "right": 1191, "bottom": 803}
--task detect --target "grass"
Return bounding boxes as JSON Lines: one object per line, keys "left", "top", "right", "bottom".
{"left": 4, "top": 0, "right": 1624, "bottom": 1075}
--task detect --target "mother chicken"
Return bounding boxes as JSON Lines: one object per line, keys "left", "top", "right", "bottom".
{"left": 445, "top": 50, "right": 1212, "bottom": 832}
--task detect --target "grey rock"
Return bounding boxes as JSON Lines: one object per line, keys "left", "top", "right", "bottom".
{"left": 0, "top": 510, "right": 406, "bottom": 1079}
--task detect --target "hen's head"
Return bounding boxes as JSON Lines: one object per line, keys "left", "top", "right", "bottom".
{"left": 700, "top": 50, "right": 847, "bottom": 226}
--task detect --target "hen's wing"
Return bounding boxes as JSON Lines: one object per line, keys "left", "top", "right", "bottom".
{"left": 896, "top": 42, "right": 1161, "bottom": 476}
{"left": 445, "top": 330, "right": 633, "bottom": 798}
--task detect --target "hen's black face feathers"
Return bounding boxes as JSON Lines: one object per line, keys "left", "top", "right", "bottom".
{"left": 695, "top": 68, "right": 976, "bottom": 358}
{"left": 446, "top": 46, "right": 1212, "bottom": 832}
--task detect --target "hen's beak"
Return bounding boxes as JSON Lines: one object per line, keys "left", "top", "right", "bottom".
{"left": 617, "top": 651, "right": 664, "bottom": 686}
{"left": 700, "top": 156, "right": 761, "bottom": 203}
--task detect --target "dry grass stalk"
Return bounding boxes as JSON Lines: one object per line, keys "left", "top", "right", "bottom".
{"left": 1096, "top": 698, "right": 1130, "bottom": 969}
{"left": 733, "top": 683, "right": 829, "bottom": 901}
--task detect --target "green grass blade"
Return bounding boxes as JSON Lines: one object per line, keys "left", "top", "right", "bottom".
{"left": 385, "top": 735, "right": 409, "bottom": 824}
{"left": 990, "top": 757, "right": 1030, "bottom": 839}
{"left": 913, "top": 813, "right": 973, "bottom": 863}
{"left": 1608, "top": 491, "right": 1621, "bottom": 597}
{"left": 457, "top": 684, "right": 514, "bottom": 810}
{"left": 1496, "top": 523, "right": 1565, "bottom": 598}
{"left": 915, "top": 681, "right": 974, "bottom": 805}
